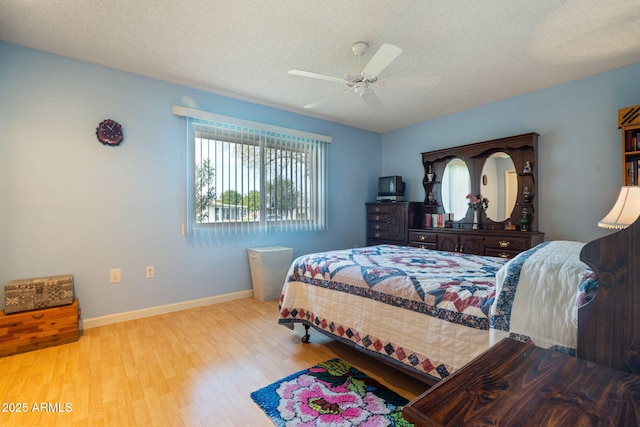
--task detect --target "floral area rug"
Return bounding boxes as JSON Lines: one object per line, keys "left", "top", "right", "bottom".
{"left": 250, "top": 358, "right": 414, "bottom": 426}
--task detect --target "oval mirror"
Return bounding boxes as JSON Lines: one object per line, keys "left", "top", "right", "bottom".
{"left": 481, "top": 152, "right": 517, "bottom": 222}
{"left": 441, "top": 158, "right": 471, "bottom": 220}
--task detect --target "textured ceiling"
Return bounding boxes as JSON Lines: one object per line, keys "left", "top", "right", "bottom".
{"left": 2, "top": 0, "right": 640, "bottom": 133}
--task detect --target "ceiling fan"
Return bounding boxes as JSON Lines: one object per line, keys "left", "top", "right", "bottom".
{"left": 288, "top": 42, "right": 441, "bottom": 110}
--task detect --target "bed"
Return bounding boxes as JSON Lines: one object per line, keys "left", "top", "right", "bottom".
{"left": 278, "top": 241, "right": 599, "bottom": 382}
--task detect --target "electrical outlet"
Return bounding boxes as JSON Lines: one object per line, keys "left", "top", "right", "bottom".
{"left": 146, "top": 265, "right": 154, "bottom": 279}
{"left": 109, "top": 268, "right": 122, "bottom": 284}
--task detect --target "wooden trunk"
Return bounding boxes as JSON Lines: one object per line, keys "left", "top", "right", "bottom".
{"left": 0, "top": 299, "right": 80, "bottom": 357}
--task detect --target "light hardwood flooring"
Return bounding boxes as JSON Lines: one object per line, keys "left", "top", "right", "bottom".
{"left": 0, "top": 298, "right": 430, "bottom": 426}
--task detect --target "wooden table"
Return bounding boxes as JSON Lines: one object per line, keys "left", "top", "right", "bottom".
{"left": 402, "top": 338, "right": 640, "bottom": 426}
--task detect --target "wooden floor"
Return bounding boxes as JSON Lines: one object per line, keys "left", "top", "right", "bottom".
{"left": 0, "top": 298, "right": 430, "bottom": 426}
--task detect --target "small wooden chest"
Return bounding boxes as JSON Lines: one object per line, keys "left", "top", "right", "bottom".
{"left": 0, "top": 298, "right": 80, "bottom": 357}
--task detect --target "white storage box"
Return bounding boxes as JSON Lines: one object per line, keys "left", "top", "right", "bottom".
{"left": 247, "top": 246, "right": 293, "bottom": 302}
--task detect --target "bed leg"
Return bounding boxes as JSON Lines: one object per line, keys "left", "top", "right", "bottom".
{"left": 301, "top": 325, "right": 310, "bottom": 343}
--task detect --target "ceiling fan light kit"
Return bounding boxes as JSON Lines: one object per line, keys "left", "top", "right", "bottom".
{"left": 345, "top": 66, "right": 366, "bottom": 84}
{"left": 289, "top": 42, "right": 441, "bottom": 110}
{"left": 353, "top": 82, "right": 367, "bottom": 95}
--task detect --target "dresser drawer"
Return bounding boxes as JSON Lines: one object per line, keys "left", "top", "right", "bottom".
{"left": 484, "top": 236, "right": 529, "bottom": 252}
{"left": 485, "top": 248, "right": 520, "bottom": 259}
{"left": 367, "top": 212, "right": 389, "bottom": 224}
{"left": 368, "top": 221, "right": 389, "bottom": 232}
{"left": 409, "top": 231, "right": 437, "bottom": 244}
{"left": 368, "top": 229, "right": 390, "bottom": 240}
{"left": 367, "top": 204, "right": 390, "bottom": 215}
{"left": 408, "top": 231, "right": 438, "bottom": 250}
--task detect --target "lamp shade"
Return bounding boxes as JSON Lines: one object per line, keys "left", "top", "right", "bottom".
{"left": 598, "top": 186, "right": 640, "bottom": 229}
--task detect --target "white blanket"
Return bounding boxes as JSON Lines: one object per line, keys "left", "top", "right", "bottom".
{"left": 490, "top": 240, "right": 595, "bottom": 352}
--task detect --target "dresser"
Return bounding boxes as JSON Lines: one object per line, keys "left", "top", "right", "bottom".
{"left": 408, "top": 228, "right": 544, "bottom": 258}
{"left": 366, "top": 202, "right": 417, "bottom": 245}
{"left": 402, "top": 338, "right": 640, "bottom": 426}
{"left": 366, "top": 202, "right": 543, "bottom": 256}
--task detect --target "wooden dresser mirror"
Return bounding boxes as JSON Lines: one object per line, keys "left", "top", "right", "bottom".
{"left": 421, "top": 132, "right": 539, "bottom": 231}
{"left": 408, "top": 133, "right": 543, "bottom": 258}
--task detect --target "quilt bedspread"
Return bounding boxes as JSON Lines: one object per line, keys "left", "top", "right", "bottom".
{"left": 279, "top": 242, "right": 595, "bottom": 381}
{"left": 287, "top": 245, "right": 505, "bottom": 321}
{"left": 278, "top": 245, "right": 507, "bottom": 380}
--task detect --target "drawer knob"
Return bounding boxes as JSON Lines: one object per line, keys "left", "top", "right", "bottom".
{"left": 32, "top": 313, "right": 44, "bottom": 319}
{"left": 375, "top": 207, "right": 381, "bottom": 212}
{"left": 375, "top": 224, "right": 381, "bottom": 229}
{"left": 419, "top": 235, "right": 426, "bottom": 241}
{"left": 374, "top": 232, "right": 381, "bottom": 238}
{"left": 499, "top": 252, "right": 510, "bottom": 258}
{"left": 499, "top": 240, "right": 511, "bottom": 248}
{"left": 375, "top": 215, "right": 381, "bottom": 221}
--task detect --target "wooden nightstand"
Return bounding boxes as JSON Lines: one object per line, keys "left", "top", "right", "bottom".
{"left": 402, "top": 338, "right": 640, "bottom": 426}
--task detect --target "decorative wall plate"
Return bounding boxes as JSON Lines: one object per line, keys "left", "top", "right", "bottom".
{"left": 96, "top": 119, "right": 123, "bottom": 146}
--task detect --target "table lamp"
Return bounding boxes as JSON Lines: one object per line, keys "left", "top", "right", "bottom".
{"left": 598, "top": 186, "right": 640, "bottom": 229}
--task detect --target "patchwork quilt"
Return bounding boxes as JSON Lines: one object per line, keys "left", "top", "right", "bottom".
{"left": 279, "top": 245, "right": 506, "bottom": 380}
{"left": 278, "top": 243, "right": 595, "bottom": 381}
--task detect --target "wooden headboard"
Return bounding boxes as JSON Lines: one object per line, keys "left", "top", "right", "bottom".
{"left": 578, "top": 218, "right": 640, "bottom": 374}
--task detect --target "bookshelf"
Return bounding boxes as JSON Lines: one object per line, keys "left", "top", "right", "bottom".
{"left": 620, "top": 104, "right": 640, "bottom": 185}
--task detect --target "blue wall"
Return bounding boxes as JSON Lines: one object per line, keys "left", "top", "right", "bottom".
{"left": 0, "top": 43, "right": 381, "bottom": 318}
{"left": 3, "top": 41, "right": 640, "bottom": 320}
{"left": 382, "top": 62, "right": 640, "bottom": 243}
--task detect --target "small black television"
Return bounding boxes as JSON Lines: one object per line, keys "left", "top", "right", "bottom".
{"left": 378, "top": 175, "right": 405, "bottom": 197}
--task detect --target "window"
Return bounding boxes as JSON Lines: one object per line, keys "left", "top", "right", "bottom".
{"left": 173, "top": 106, "right": 330, "bottom": 236}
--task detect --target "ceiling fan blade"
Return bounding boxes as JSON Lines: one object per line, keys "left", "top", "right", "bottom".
{"left": 303, "top": 88, "right": 352, "bottom": 109}
{"left": 288, "top": 69, "right": 346, "bottom": 84}
{"left": 361, "top": 44, "right": 403, "bottom": 79}
{"left": 361, "top": 89, "right": 384, "bottom": 111}
{"left": 377, "top": 75, "right": 442, "bottom": 88}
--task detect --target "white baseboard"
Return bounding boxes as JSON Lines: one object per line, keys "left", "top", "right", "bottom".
{"left": 80, "top": 290, "right": 254, "bottom": 330}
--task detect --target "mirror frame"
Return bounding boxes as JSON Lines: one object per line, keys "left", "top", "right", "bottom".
{"left": 421, "top": 133, "right": 539, "bottom": 231}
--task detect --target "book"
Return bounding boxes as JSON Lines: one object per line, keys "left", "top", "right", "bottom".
{"left": 626, "top": 130, "right": 634, "bottom": 152}
{"left": 627, "top": 161, "right": 636, "bottom": 186}
{"left": 424, "top": 213, "right": 431, "bottom": 228}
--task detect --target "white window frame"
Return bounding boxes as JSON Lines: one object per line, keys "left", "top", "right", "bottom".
{"left": 173, "top": 106, "right": 330, "bottom": 236}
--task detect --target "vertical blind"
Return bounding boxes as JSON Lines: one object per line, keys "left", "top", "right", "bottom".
{"left": 173, "top": 106, "right": 331, "bottom": 237}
